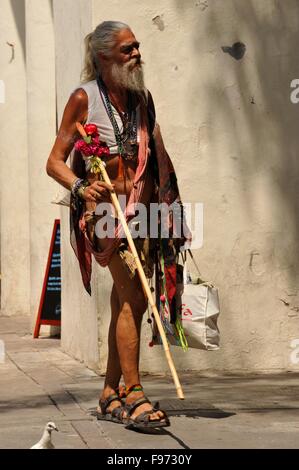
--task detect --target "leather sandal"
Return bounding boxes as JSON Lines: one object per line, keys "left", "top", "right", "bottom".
{"left": 123, "top": 385, "right": 170, "bottom": 430}
{"left": 96, "top": 391, "right": 125, "bottom": 425}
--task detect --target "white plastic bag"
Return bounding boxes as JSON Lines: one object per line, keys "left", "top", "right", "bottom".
{"left": 169, "top": 250, "right": 220, "bottom": 350}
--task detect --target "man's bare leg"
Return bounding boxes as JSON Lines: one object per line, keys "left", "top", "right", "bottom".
{"left": 104, "top": 249, "right": 165, "bottom": 422}
{"left": 98, "top": 283, "right": 123, "bottom": 414}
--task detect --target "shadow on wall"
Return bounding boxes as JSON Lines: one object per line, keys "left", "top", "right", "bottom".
{"left": 173, "top": 0, "right": 299, "bottom": 276}
{"left": 171, "top": 0, "right": 299, "bottom": 371}
{"left": 10, "top": 0, "right": 26, "bottom": 62}
{"left": 49, "top": 0, "right": 53, "bottom": 19}
{"left": 9, "top": 0, "right": 53, "bottom": 61}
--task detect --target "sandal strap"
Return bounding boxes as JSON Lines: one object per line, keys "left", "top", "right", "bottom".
{"left": 132, "top": 410, "right": 154, "bottom": 424}
{"left": 131, "top": 409, "right": 167, "bottom": 424}
{"left": 126, "top": 406, "right": 169, "bottom": 426}
{"left": 125, "top": 397, "right": 151, "bottom": 416}
{"left": 134, "top": 402, "right": 168, "bottom": 423}
{"left": 111, "top": 406, "right": 124, "bottom": 419}
{"left": 153, "top": 401, "right": 160, "bottom": 411}
{"left": 99, "top": 393, "right": 120, "bottom": 414}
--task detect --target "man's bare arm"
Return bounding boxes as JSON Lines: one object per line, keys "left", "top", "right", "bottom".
{"left": 46, "top": 89, "right": 88, "bottom": 190}
{"left": 46, "top": 88, "right": 114, "bottom": 203}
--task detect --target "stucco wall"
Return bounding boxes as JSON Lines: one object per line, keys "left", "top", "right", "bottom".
{"left": 3, "top": 0, "right": 299, "bottom": 375}
{"left": 91, "top": 0, "right": 299, "bottom": 373}
{"left": 25, "top": 0, "right": 59, "bottom": 330}
{"left": 0, "top": 0, "right": 30, "bottom": 316}
{"left": 53, "top": 0, "right": 102, "bottom": 369}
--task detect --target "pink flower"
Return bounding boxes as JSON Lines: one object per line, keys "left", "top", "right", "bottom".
{"left": 97, "top": 145, "right": 110, "bottom": 157}
{"left": 89, "top": 143, "right": 100, "bottom": 155}
{"left": 75, "top": 136, "right": 110, "bottom": 159}
{"left": 92, "top": 135, "right": 100, "bottom": 144}
{"left": 75, "top": 139, "right": 90, "bottom": 154}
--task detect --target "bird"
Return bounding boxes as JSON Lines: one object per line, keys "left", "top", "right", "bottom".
{"left": 30, "top": 422, "right": 59, "bottom": 449}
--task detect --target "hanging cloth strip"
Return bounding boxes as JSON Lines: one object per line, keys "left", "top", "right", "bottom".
{"left": 70, "top": 87, "right": 150, "bottom": 294}
{"left": 69, "top": 87, "right": 192, "bottom": 295}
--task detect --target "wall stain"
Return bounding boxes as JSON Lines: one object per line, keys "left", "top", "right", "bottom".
{"left": 222, "top": 42, "right": 246, "bottom": 60}
{"left": 6, "top": 42, "right": 15, "bottom": 63}
{"left": 195, "top": 1, "right": 209, "bottom": 11}
{"left": 152, "top": 15, "right": 165, "bottom": 31}
{"left": 278, "top": 298, "right": 299, "bottom": 317}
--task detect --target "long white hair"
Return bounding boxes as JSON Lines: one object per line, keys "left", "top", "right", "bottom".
{"left": 81, "top": 21, "right": 130, "bottom": 83}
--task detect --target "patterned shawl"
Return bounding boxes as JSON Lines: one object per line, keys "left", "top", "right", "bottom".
{"left": 69, "top": 90, "right": 191, "bottom": 296}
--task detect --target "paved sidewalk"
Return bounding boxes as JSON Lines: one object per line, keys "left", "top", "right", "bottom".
{"left": 0, "top": 315, "right": 299, "bottom": 449}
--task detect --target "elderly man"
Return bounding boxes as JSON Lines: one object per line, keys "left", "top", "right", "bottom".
{"left": 47, "top": 21, "right": 189, "bottom": 431}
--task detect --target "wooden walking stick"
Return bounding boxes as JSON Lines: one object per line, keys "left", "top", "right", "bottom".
{"left": 102, "top": 163, "right": 184, "bottom": 399}
{"left": 75, "top": 122, "right": 185, "bottom": 399}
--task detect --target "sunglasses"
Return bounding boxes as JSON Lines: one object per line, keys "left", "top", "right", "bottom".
{"left": 120, "top": 42, "right": 140, "bottom": 55}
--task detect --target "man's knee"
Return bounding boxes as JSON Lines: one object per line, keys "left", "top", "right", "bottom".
{"left": 121, "top": 290, "right": 148, "bottom": 316}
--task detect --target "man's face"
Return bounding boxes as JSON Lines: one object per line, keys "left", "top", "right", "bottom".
{"left": 100, "top": 28, "right": 145, "bottom": 92}
{"left": 111, "top": 28, "right": 142, "bottom": 68}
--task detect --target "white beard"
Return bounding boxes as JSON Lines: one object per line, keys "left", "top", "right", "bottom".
{"left": 110, "top": 60, "right": 145, "bottom": 93}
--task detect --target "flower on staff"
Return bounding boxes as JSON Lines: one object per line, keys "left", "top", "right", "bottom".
{"left": 75, "top": 122, "right": 110, "bottom": 173}
{"left": 84, "top": 123, "right": 98, "bottom": 136}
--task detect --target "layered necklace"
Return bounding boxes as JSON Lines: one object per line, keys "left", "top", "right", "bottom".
{"left": 96, "top": 76, "right": 138, "bottom": 162}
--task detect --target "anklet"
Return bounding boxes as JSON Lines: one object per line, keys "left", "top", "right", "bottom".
{"left": 126, "top": 384, "right": 143, "bottom": 395}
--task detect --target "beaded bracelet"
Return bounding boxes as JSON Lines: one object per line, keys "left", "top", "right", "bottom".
{"left": 71, "top": 178, "right": 84, "bottom": 197}
{"left": 77, "top": 180, "right": 90, "bottom": 199}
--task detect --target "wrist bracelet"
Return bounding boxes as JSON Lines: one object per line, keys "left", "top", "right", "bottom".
{"left": 77, "top": 181, "right": 90, "bottom": 199}
{"left": 71, "top": 178, "right": 84, "bottom": 197}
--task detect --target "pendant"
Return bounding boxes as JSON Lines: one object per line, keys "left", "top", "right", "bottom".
{"left": 122, "top": 140, "right": 138, "bottom": 160}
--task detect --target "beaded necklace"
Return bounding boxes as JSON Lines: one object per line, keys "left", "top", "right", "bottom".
{"left": 96, "top": 76, "right": 138, "bottom": 162}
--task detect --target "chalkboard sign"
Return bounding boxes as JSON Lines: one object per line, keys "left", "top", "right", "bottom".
{"left": 34, "top": 219, "right": 61, "bottom": 338}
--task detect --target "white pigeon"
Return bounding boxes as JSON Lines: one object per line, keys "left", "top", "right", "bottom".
{"left": 30, "top": 422, "right": 59, "bottom": 449}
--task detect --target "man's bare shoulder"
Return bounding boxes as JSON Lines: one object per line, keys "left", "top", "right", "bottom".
{"left": 69, "top": 88, "right": 88, "bottom": 106}
{"left": 64, "top": 88, "right": 88, "bottom": 122}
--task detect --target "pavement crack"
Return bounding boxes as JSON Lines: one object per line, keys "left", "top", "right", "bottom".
{"left": 5, "top": 352, "right": 66, "bottom": 416}
{"left": 46, "top": 393, "right": 65, "bottom": 414}
{"left": 6, "top": 352, "right": 43, "bottom": 388}
{"left": 95, "top": 421, "right": 116, "bottom": 449}
{"left": 64, "top": 389, "right": 86, "bottom": 413}
{"left": 70, "top": 422, "right": 90, "bottom": 449}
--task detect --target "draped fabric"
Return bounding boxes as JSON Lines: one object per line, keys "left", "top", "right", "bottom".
{"left": 69, "top": 90, "right": 191, "bottom": 296}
